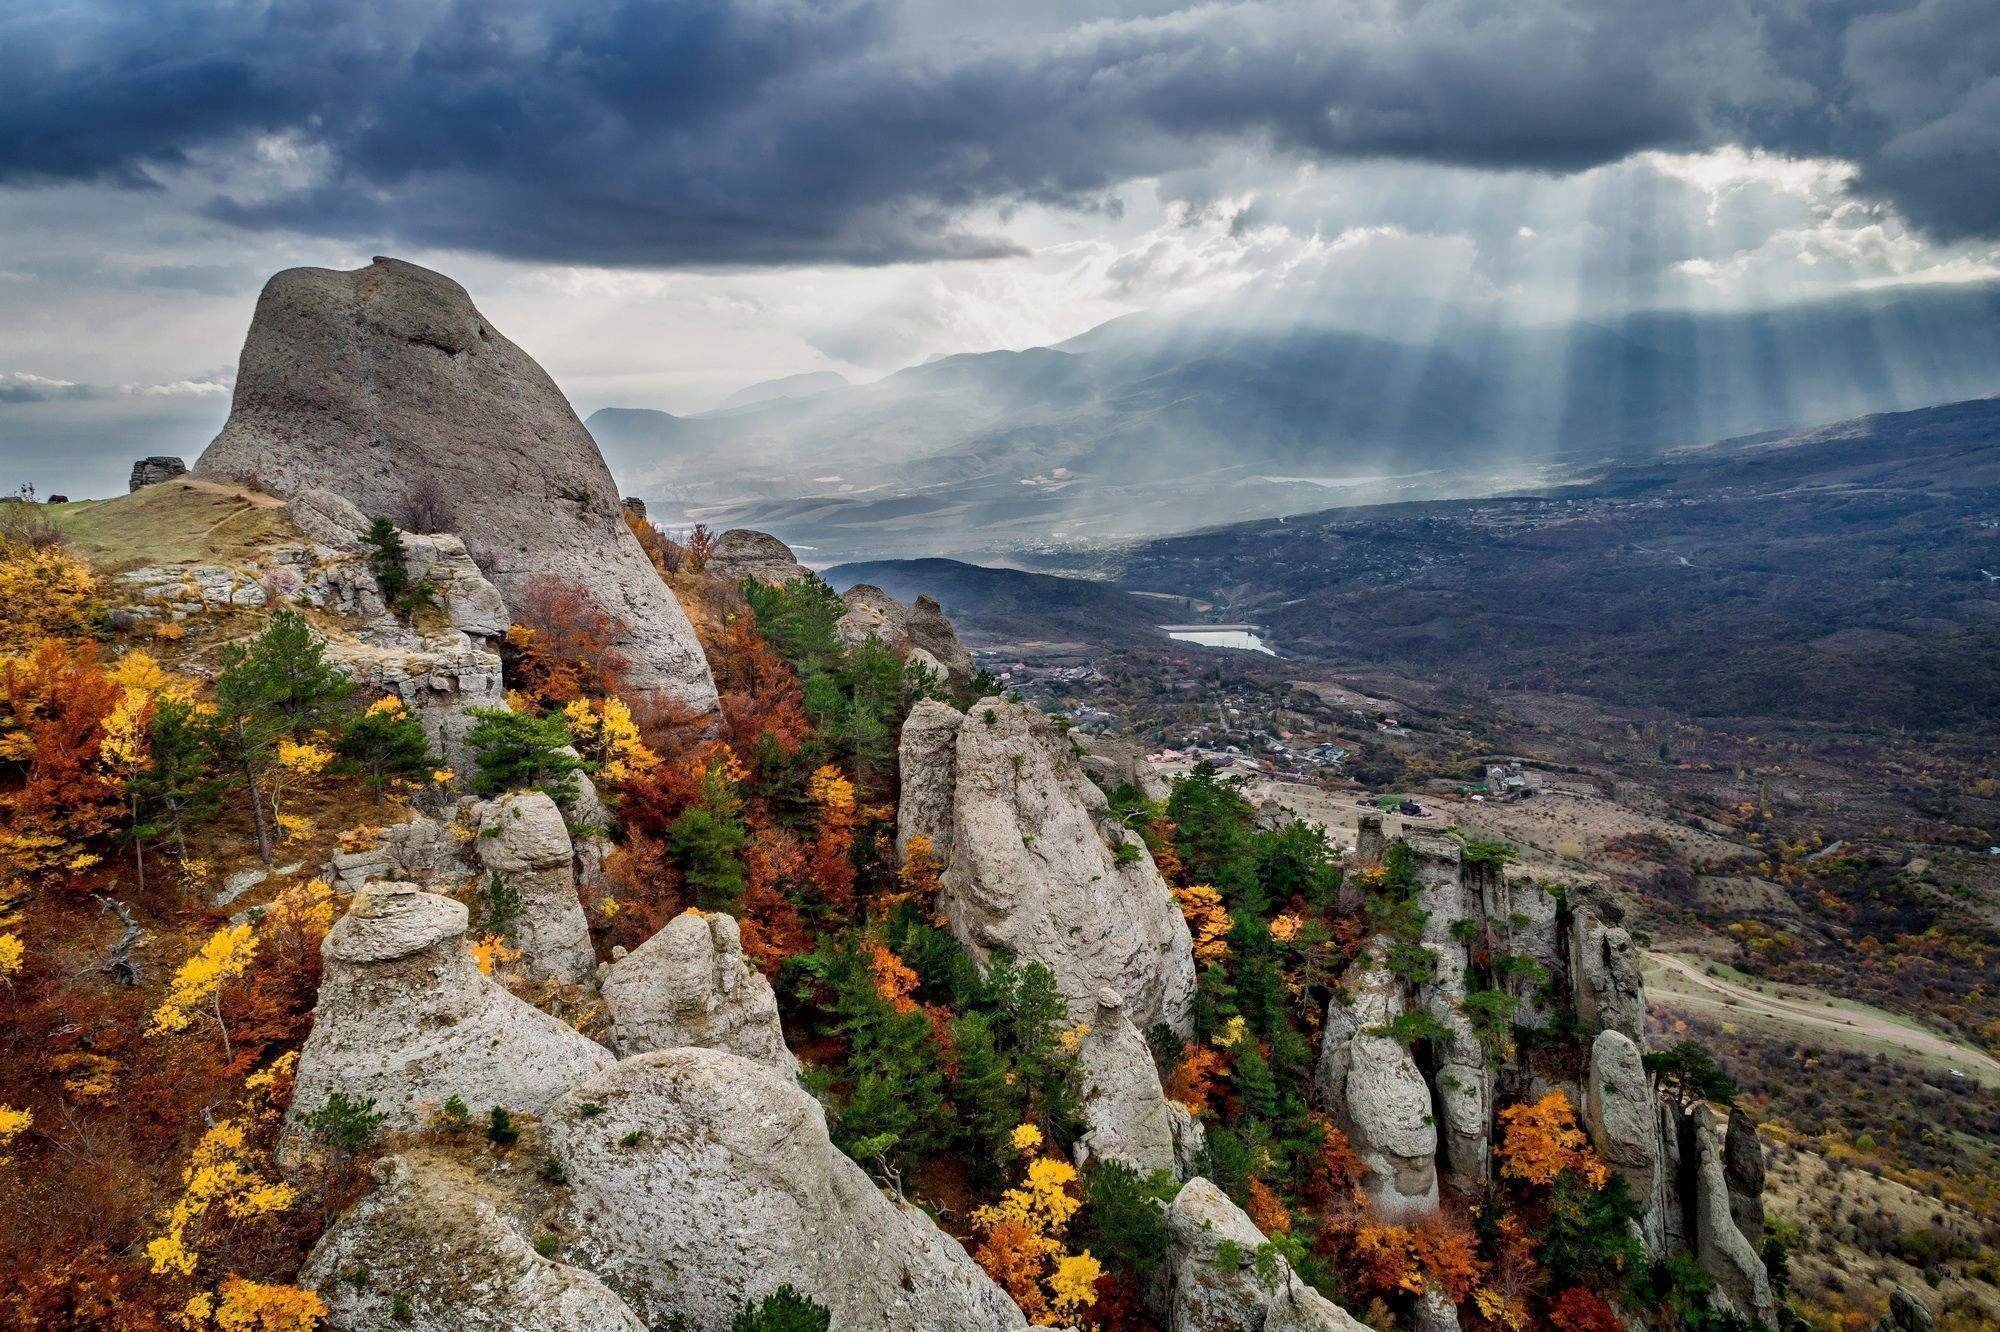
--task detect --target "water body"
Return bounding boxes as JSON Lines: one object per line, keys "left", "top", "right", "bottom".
{"left": 1162, "top": 627, "right": 1276, "bottom": 655}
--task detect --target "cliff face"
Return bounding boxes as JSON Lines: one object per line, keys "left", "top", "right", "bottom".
{"left": 194, "top": 257, "right": 716, "bottom": 715}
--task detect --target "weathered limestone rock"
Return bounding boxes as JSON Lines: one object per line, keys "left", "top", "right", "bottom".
{"left": 1876, "top": 1288, "right": 1938, "bottom": 1332}
{"left": 895, "top": 700, "right": 963, "bottom": 863}
{"left": 1075, "top": 989, "right": 1200, "bottom": 1178}
{"left": 1165, "top": 1178, "right": 1368, "bottom": 1332}
{"left": 1723, "top": 1106, "right": 1766, "bottom": 1242}
{"left": 1584, "top": 1029, "right": 1663, "bottom": 1250}
{"left": 834, "top": 584, "right": 975, "bottom": 683}
{"left": 1476, "top": 868, "right": 1563, "bottom": 1029}
{"left": 905, "top": 593, "right": 975, "bottom": 681}
{"left": 193, "top": 257, "right": 717, "bottom": 715}
{"left": 544, "top": 1048, "right": 1030, "bottom": 1332}
{"left": 707, "top": 528, "right": 813, "bottom": 587}
{"left": 1689, "top": 1105, "right": 1776, "bottom": 1325}
{"left": 838, "top": 583, "right": 909, "bottom": 649}
{"left": 327, "top": 634, "right": 503, "bottom": 774}
{"left": 287, "top": 884, "right": 611, "bottom": 1139}
{"left": 129, "top": 455, "right": 187, "bottom": 490}
{"left": 1569, "top": 907, "right": 1646, "bottom": 1042}
{"left": 325, "top": 812, "right": 471, "bottom": 893}
{"left": 475, "top": 792, "right": 595, "bottom": 986}
{"left": 117, "top": 563, "right": 268, "bottom": 615}
{"left": 1315, "top": 943, "right": 1439, "bottom": 1219}
{"left": 1410, "top": 835, "right": 1491, "bottom": 1191}
{"left": 303, "top": 1154, "right": 644, "bottom": 1331}
{"left": 600, "top": 910, "right": 796, "bottom": 1073}
{"left": 1413, "top": 1286, "right": 1462, "bottom": 1332}
{"left": 933, "top": 698, "right": 1195, "bottom": 1033}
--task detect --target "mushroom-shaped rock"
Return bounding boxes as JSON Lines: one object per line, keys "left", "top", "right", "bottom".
{"left": 1584, "top": 1030, "right": 1663, "bottom": 1250}
{"left": 1165, "top": 1178, "right": 1368, "bottom": 1332}
{"left": 600, "top": 910, "right": 797, "bottom": 1073}
{"left": 1075, "top": 989, "right": 1200, "bottom": 1178}
{"left": 1568, "top": 908, "right": 1645, "bottom": 1042}
{"left": 1315, "top": 943, "right": 1439, "bottom": 1219}
{"left": 287, "top": 885, "right": 612, "bottom": 1139}
{"left": 475, "top": 792, "right": 595, "bottom": 985}
{"left": 934, "top": 698, "right": 1195, "bottom": 1033}
{"left": 303, "top": 1154, "right": 644, "bottom": 1331}
{"left": 544, "top": 1048, "right": 1030, "bottom": 1331}
{"left": 706, "top": 529, "right": 813, "bottom": 587}
{"left": 1689, "top": 1105, "right": 1776, "bottom": 1325}
{"left": 192, "top": 257, "right": 717, "bottom": 715}
{"left": 896, "top": 700, "right": 964, "bottom": 863}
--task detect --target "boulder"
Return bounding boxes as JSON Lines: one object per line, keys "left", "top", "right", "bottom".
{"left": 706, "top": 529, "right": 813, "bottom": 587}
{"left": 600, "top": 910, "right": 797, "bottom": 1073}
{"left": 1316, "top": 942, "right": 1439, "bottom": 1219}
{"left": 544, "top": 1048, "right": 1030, "bottom": 1332}
{"left": 193, "top": 257, "right": 716, "bottom": 715}
{"left": 325, "top": 813, "right": 471, "bottom": 894}
{"left": 1075, "top": 988, "right": 1200, "bottom": 1179}
{"left": 1723, "top": 1106, "right": 1766, "bottom": 1243}
{"left": 1877, "top": 1289, "right": 1938, "bottom": 1332}
{"left": 1689, "top": 1105, "right": 1775, "bottom": 1326}
{"left": 904, "top": 594, "right": 975, "bottom": 681}
{"left": 1568, "top": 907, "right": 1646, "bottom": 1042}
{"left": 129, "top": 456, "right": 187, "bottom": 490}
{"left": 286, "top": 884, "right": 612, "bottom": 1141}
{"left": 475, "top": 792, "right": 595, "bottom": 986}
{"left": 834, "top": 584, "right": 976, "bottom": 684}
{"left": 1413, "top": 1286, "right": 1462, "bottom": 1332}
{"left": 1164, "top": 1177, "right": 1368, "bottom": 1332}
{"left": 933, "top": 698, "right": 1195, "bottom": 1033}
{"left": 837, "top": 583, "right": 909, "bottom": 649}
{"left": 303, "top": 1154, "right": 644, "bottom": 1331}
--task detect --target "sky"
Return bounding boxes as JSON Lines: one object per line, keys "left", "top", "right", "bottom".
{"left": 3, "top": 0, "right": 1999, "bottom": 497}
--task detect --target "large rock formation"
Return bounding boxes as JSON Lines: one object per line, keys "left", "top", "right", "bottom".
{"left": 836, "top": 583, "right": 975, "bottom": 683}
{"left": 1075, "top": 988, "right": 1201, "bottom": 1178}
{"left": 543, "top": 1048, "right": 1030, "bottom": 1331}
{"left": 599, "top": 910, "right": 797, "bottom": 1073}
{"left": 1408, "top": 835, "right": 1491, "bottom": 1191}
{"left": 1568, "top": 907, "right": 1645, "bottom": 1042}
{"left": 193, "top": 257, "right": 716, "bottom": 715}
{"left": 909, "top": 698, "right": 1196, "bottom": 1033}
{"left": 474, "top": 792, "right": 595, "bottom": 986}
{"left": 1164, "top": 1178, "right": 1368, "bottom": 1332}
{"left": 286, "top": 884, "right": 612, "bottom": 1139}
{"left": 1584, "top": 1029, "right": 1664, "bottom": 1251}
{"left": 1314, "top": 942, "right": 1440, "bottom": 1219}
{"left": 129, "top": 455, "right": 188, "bottom": 490}
{"left": 895, "top": 699, "right": 963, "bottom": 862}
{"left": 1688, "top": 1104, "right": 1777, "bottom": 1325}
{"left": 1723, "top": 1106, "right": 1766, "bottom": 1242}
{"left": 705, "top": 528, "right": 813, "bottom": 587}
{"left": 303, "top": 1154, "right": 644, "bottom": 1331}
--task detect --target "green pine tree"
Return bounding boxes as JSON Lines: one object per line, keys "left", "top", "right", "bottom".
{"left": 337, "top": 699, "right": 437, "bottom": 800}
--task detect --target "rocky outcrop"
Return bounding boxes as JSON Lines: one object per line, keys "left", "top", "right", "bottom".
{"left": 1409, "top": 835, "right": 1491, "bottom": 1191}
{"left": 837, "top": 583, "right": 908, "bottom": 648}
{"left": 474, "top": 792, "right": 595, "bottom": 986}
{"left": 287, "top": 884, "right": 612, "bottom": 1140}
{"left": 895, "top": 700, "right": 963, "bottom": 862}
{"left": 129, "top": 456, "right": 187, "bottom": 490}
{"left": 918, "top": 698, "right": 1195, "bottom": 1033}
{"left": 544, "top": 1048, "right": 1030, "bottom": 1331}
{"left": 1723, "top": 1107, "right": 1766, "bottom": 1243}
{"left": 834, "top": 583, "right": 975, "bottom": 684}
{"left": 326, "top": 812, "right": 472, "bottom": 894}
{"left": 193, "top": 257, "right": 716, "bottom": 716}
{"left": 1314, "top": 942, "right": 1439, "bottom": 1219}
{"left": 1568, "top": 907, "right": 1645, "bottom": 1042}
{"left": 303, "top": 1154, "right": 644, "bottom": 1331}
{"left": 1413, "top": 1286, "right": 1461, "bottom": 1332}
{"left": 903, "top": 594, "right": 976, "bottom": 681}
{"left": 1877, "top": 1288, "right": 1938, "bottom": 1332}
{"left": 1584, "top": 1029, "right": 1663, "bottom": 1250}
{"left": 1075, "top": 989, "right": 1201, "bottom": 1178}
{"left": 1688, "top": 1105, "right": 1776, "bottom": 1325}
{"left": 707, "top": 529, "right": 813, "bottom": 587}
{"left": 600, "top": 910, "right": 796, "bottom": 1073}
{"left": 1164, "top": 1178, "right": 1368, "bottom": 1332}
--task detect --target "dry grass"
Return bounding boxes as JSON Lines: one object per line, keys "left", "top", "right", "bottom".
{"left": 49, "top": 478, "right": 293, "bottom": 571}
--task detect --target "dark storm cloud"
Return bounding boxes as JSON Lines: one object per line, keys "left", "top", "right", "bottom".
{"left": 1, "top": 0, "right": 1995, "bottom": 266}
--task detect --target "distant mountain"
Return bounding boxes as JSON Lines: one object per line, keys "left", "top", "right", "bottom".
{"left": 589, "top": 280, "right": 2000, "bottom": 562}
{"left": 822, "top": 557, "right": 1165, "bottom": 648}
{"left": 718, "top": 370, "right": 849, "bottom": 411}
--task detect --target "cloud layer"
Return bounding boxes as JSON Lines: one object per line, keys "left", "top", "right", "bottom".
{"left": 3, "top": 0, "right": 1996, "bottom": 268}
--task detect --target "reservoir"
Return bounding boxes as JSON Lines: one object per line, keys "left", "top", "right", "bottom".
{"left": 1159, "top": 624, "right": 1276, "bottom": 655}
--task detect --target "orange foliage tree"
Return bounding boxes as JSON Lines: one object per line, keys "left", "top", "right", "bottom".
{"left": 1496, "top": 1091, "right": 1609, "bottom": 1189}
{"left": 0, "top": 639, "right": 124, "bottom": 902}
{"left": 502, "top": 576, "right": 631, "bottom": 706}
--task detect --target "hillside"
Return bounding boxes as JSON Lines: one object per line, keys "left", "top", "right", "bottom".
{"left": 823, "top": 557, "right": 1166, "bottom": 648}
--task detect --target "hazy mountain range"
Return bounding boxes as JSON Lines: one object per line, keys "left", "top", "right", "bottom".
{"left": 588, "top": 280, "right": 2000, "bottom": 563}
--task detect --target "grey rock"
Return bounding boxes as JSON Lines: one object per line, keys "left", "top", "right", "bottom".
{"left": 1585, "top": 1029, "right": 1663, "bottom": 1251}
{"left": 1877, "top": 1288, "right": 1937, "bottom": 1332}
{"left": 129, "top": 456, "right": 187, "bottom": 490}
{"left": 286, "top": 884, "right": 612, "bottom": 1143}
{"left": 1164, "top": 1178, "right": 1368, "bottom": 1332}
{"left": 1316, "top": 941, "right": 1439, "bottom": 1219}
{"left": 706, "top": 528, "right": 813, "bottom": 587}
{"left": 935, "top": 698, "right": 1195, "bottom": 1033}
{"left": 905, "top": 594, "right": 975, "bottom": 681}
{"left": 1075, "top": 988, "right": 1198, "bottom": 1179}
{"left": 1413, "top": 1286, "right": 1462, "bottom": 1332}
{"left": 1689, "top": 1105, "right": 1776, "bottom": 1325}
{"left": 545, "top": 1048, "right": 1030, "bottom": 1332}
{"left": 601, "top": 910, "right": 797, "bottom": 1073}
{"left": 475, "top": 792, "right": 596, "bottom": 986}
{"left": 1569, "top": 907, "right": 1646, "bottom": 1042}
{"left": 895, "top": 700, "right": 963, "bottom": 864}
{"left": 193, "top": 257, "right": 717, "bottom": 715}
{"left": 1723, "top": 1106, "right": 1766, "bottom": 1244}
{"left": 303, "top": 1154, "right": 643, "bottom": 1331}
{"left": 837, "top": 583, "right": 909, "bottom": 649}
{"left": 1410, "top": 835, "right": 1490, "bottom": 1191}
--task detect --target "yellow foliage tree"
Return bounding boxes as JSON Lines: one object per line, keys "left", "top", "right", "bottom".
{"left": 0, "top": 1103, "right": 30, "bottom": 1165}
{"left": 1172, "top": 883, "right": 1231, "bottom": 965}
{"left": 210, "top": 1275, "right": 327, "bottom": 1331}
{"left": 970, "top": 1149, "right": 1099, "bottom": 1325}
{"left": 0, "top": 930, "right": 20, "bottom": 984}
{"left": 145, "top": 1119, "right": 295, "bottom": 1277}
{"left": 562, "top": 696, "right": 659, "bottom": 783}
{"left": 0, "top": 537, "right": 99, "bottom": 649}
{"left": 150, "top": 923, "right": 258, "bottom": 1059}
{"left": 1496, "top": 1090, "right": 1609, "bottom": 1189}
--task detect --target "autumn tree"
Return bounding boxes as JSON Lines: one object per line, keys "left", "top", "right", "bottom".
{"left": 503, "top": 576, "right": 631, "bottom": 705}
{"left": 0, "top": 638, "right": 124, "bottom": 898}
{"left": 208, "top": 611, "right": 353, "bottom": 862}
{"left": 0, "top": 535, "right": 98, "bottom": 650}
{"left": 336, "top": 695, "right": 436, "bottom": 800}
{"left": 1496, "top": 1090, "right": 1609, "bottom": 1189}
